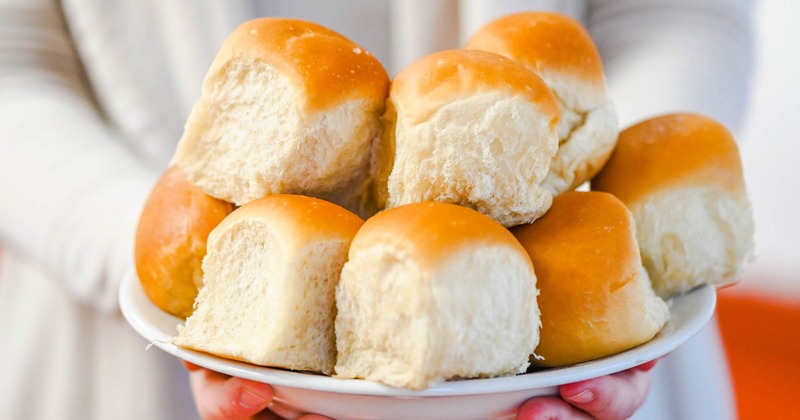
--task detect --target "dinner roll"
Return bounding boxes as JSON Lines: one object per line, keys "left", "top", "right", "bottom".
{"left": 172, "top": 18, "right": 389, "bottom": 211}
{"left": 367, "top": 49, "right": 559, "bottom": 227}
{"left": 134, "top": 166, "right": 233, "bottom": 318}
{"left": 334, "top": 201, "right": 540, "bottom": 389}
{"left": 173, "top": 194, "right": 363, "bottom": 375}
{"left": 466, "top": 12, "right": 618, "bottom": 195}
{"left": 512, "top": 192, "right": 669, "bottom": 367}
{"left": 592, "top": 113, "right": 755, "bottom": 298}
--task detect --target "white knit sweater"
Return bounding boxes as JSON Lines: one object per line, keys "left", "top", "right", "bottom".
{"left": 0, "top": 0, "right": 753, "bottom": 419}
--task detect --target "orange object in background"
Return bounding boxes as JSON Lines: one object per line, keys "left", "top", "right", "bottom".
{"left": 716, "top": 289, "right": 800, "bottom": 420}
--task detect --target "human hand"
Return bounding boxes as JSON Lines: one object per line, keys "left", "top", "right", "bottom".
{"left": 185, "top": 359, "right": 656, "bottom": 419}
{"left": 183, "top": 362, "right": 331, "bottom": 420}
{"left": 516, "top": 360, "right": 658, "bottom": 420}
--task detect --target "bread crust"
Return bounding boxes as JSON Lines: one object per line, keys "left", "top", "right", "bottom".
{"left": 335, "top": 201, "right": 540, "bottom": 388}
{"left": 467, "top": 12, "right": 618, "bottom": 195}
{"left": 466, "top": 11, "right": 606, "bottom": 100}
{"left": 390, "top": 49, "right": 559, "bottom": 126}
{"left": 134, "top": 166, "right": 234, "bottom": 318}
{"left": 209, "top": 194, "right": 364, "bottom": 254}
{"left": 206, "top": 18, "right": 389, "bottom": 112}
{"left": 512, "top": 192, "right": 669, "bottom": 367}
{"left": 369, "top": 49, "right": 560, "bottom": 226}
{"left": 592, "top": 113, "right": 746, "bottom": 205}
{"left": 592, "top": 113, "right": 754, "bottom": 297}
{"left": 175, "top": 194, "right": 363, "bottom": 374}
{"left": 172, "top": 18, "right": 390, "bottom": 208}
{"left": 350, "top": 201, "right": 532, "bottom": 270}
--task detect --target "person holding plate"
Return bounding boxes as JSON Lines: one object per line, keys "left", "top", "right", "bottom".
{"left": 0, "top": 0, "right": 753, "bottom": 419}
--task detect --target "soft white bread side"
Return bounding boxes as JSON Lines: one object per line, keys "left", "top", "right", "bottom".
{"left": 367, "top": 49, "right": 559, "bottom": 227}
{"left": 512, "top": 192, "right": 669, "bottom": 367}
{"left": 334, "top": 201, "right": 540, "bottom": 390}
{"left": 134, "top": 166, "right": 233, "bottom": 318}
{"left": 173, "top": 194, "right": 363, "bottom": 375}
{"left": 592, "top": 113, "right": 755, "bottom": 298}
{"left": 466, "top": 12, "right": 618, "bottom": 195}
{"left": 172, "top": 18, "right": 389, "bottom": 211}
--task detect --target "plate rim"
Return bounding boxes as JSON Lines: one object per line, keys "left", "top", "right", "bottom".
{"left": 119, "top": 271, "right": 716, "bottom": 397}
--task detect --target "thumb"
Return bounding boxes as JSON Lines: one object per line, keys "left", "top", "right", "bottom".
{"left": 188, "top": 365, "right": 274, "bottom": 420}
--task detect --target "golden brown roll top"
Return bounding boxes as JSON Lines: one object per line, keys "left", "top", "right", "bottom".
{"left": 592, "top": 113, "right": 755, "bottom": 297}
{"left": 592, "top": 113, "right": 747, "bottom": 205}
{"left": 466, "top": 11, "right": 606, "bottom": 101}
{"left": 349, "top": 200, "right": 532, "bottom": 270}
{"left": 369, "top": 49, "right": 560, "bottom": 227}
{"left": 389, "top": 48, "right": 560, "bottom": 125}
{"left": 512, "top": 192, "right": 669, "bottom": 367}
{"left": 134, "top": 166, "right": 234, "bottom": 318}
{"left": 208, "top": 192, "right": 364, "bottom": 255}
{"left": 467, "top": 12, "right": 619, "bottom": 195}
{"left": 206, "top": 18, "right": 389, "bottom": 113}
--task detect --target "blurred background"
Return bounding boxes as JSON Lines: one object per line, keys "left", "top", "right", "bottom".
{"left": 2, "top": 1, "right": 795, "bottom": 419}
{"left": 715, "top": 1, "right": 800, "bottom": 418}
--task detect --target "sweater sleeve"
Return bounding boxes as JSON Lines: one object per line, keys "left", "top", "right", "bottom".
{"left": 587, "top": 0, "right": 756, "bottom": 135}
{"left": 0, "top": 0, "right": 160, "bottom": 311}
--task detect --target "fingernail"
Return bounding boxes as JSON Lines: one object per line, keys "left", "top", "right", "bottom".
{"left": 239, "top": 385, "right": 270, "bottom": 409}
{"left": 637, "top": 360, "right": 658, "bottom": 372}
{"left": 564, "top": 389, "right": 594, "bottom": 404}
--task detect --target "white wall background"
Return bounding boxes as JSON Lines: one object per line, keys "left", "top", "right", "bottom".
{"left": 736, "top": 0, "right": 800, "bottom": 300}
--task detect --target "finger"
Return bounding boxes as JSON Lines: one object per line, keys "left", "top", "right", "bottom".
{"left": 633, "top": 358, "right": 660, "bottom": 373}
{"left": 253, "top": 410, "right": 283, "bottom": 420}
{"left": 188, "top": 367, "right": 274, "bottom": 420}
{"left": 559, "top": 368, "right": 653, "bottom": 420}
{"left": 516, "top": 396, "right": 592, "bottom": 420}
{"left": 182, "top": 360, "right": 204, "bottom": 372}
{"left": 253, "top": 408, "right": 334, "bottom": 420}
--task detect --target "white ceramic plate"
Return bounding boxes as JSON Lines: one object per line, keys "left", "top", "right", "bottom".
{"left": 119, "top": 272, "right": 716, "bottom": 420}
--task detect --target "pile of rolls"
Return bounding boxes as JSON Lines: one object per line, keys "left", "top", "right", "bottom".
{"left": 134, "top": 13, "right": 754, "bottom": 390}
